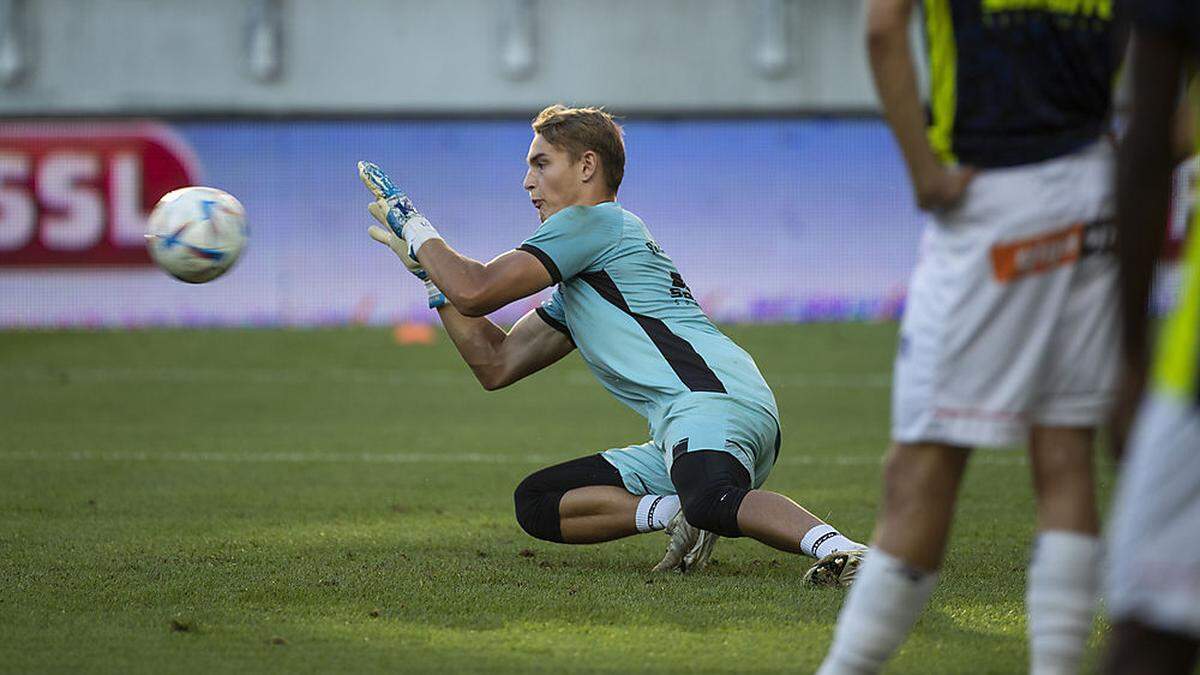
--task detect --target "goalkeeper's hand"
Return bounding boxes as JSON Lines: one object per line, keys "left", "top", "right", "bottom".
{"left": 357, "top": 160, "right": 442, "bottom": 255}
{"left": 366, "top": 200, "right": 447, "bottom": 309}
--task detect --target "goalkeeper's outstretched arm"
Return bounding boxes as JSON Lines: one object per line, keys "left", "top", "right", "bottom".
{"left": 366, "top": 217, "right": 571, "bottom": 390}
{"left": 417, "top": 240, "right": 552, "bottom": 318}
{"left": 358, "top": 160, "right": 553, "bottom": 316}
{"left": 436, "top": 305, "right": 575, "bottom": 391}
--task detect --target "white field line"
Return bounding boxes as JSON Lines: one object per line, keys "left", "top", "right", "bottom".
{"left": 0, "top": 366, "right": 892, "bottom": 389}
{"left": 0, "top": 449, "right": 1031, "bottom": 467}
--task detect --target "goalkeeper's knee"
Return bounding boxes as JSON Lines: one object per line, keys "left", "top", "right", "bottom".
{"left": 670, "top": 450, "right": 751, "bottom": 538}
{"left": 513, "top": 478, "right": 563, "bottom": 543}
{"left": 513, "top": 454, "right": 624, "bottom": 543}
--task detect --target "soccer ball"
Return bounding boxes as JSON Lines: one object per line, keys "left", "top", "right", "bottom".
{"left": 145, "top": 186, "right": 247, "bottom": 283}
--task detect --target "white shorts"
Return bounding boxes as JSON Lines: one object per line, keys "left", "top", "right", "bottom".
{"left": 892, "top": 140, "right": 1119, "bottom": 448}
{"left": 1106, "top": 392, "right": 1200, "bottom": 638}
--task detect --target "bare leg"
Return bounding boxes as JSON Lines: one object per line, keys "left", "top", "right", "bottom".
{"left": 557, "top": 486, "right": 641, "bottom": 543}
{"left": 1025, "top": 425, "right": 1102, "bottom": 675}
{"left": 533, "top": 453, "right": 862, "bottom": 552}
{"left": 816, "top": 442, "right": 970, "bottom": 674}
{"left": 1028, "top": 425, "right": 1098, "bottom": 534}
{"left": 736, "top": 491, "right": 825, "bottom": 553}
{"left": 557, "top": 484, "right": 839, "bottom": 552}
{"left": 875, "top": 441, "right": 971, "bottom": 571}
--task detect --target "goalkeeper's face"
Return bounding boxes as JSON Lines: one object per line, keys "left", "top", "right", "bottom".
{"left": 524, "top": 133, "right": 590, "bottom": 223}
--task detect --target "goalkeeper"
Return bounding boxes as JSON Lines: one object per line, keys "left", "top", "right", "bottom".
{"left": 359, "top": 105, "right": 865, "bottom": 584}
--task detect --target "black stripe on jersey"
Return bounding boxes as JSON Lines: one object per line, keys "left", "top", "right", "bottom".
{"left": 579, "top": 270, "right": 727, "bottom": 394}
{"left": 535, "top": 306, "right": 575, "bottom": 345}
{"left": 517, "top": 244, "right": 562, "bottom": 284}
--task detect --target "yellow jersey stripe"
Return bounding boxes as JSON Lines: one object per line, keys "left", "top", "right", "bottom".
{"left": 924, "top": 0, "right": 958, "bottom": 164}
{"left": 1153, "top": 83, "right": 1200, "bottom": 398}
{"left": 1152, "top": 78, "right": 1200, "bottom": 396}
{"left": 1155, "top": 232, "right": 1200, "bottom": 397}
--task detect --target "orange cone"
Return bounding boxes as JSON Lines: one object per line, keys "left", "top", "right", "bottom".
{"left": 393, "top": 322, "right": 436, "bottom": 345}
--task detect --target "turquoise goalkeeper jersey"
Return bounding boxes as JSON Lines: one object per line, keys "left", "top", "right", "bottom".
{"left": 517, "top": 202, "right": 779, "bottom": 445}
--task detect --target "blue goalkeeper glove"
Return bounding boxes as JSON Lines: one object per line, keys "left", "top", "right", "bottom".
{"left": 359, "top": 162, "right": 446, "bottom": 309}
{"left": 357, "top": 161, "right": 442, "bottom": 254}
{"left": 366, "top": 204, "right": 447, "bottom": 309}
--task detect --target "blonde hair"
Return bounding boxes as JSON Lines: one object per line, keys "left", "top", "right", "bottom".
{"left": 531, "top": 105, "right": 625, "bottom": 193}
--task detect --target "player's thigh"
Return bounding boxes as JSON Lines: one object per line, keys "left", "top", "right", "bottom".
{"left": 516, "top": 453, "right": 625, "bottom": 497}
{"left": 1032, "top": 252, "right": 1119, "bottom": 429}
{"left": 1107, "top": 393, "right": 1200, "bottom": 639}
{"left": 600, "top": 441, "right": 672, "bottom": 496}
{"left": 659, "top": 397, "right": 779, "bottom": 490}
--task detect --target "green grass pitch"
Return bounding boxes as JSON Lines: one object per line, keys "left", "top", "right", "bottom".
{"left": 0, "top": 324, "right": 1112, "bottom": 673}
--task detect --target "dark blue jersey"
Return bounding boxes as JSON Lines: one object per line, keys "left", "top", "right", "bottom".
{"left": 922, "top": 0, "right": 1120, "bottom": 168}
{"left": 1131, "top": 0, "right": 1200, "bottom": 51}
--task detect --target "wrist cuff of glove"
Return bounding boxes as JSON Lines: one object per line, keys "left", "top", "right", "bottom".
{"left": 403, "top": 217, "right": 443, "bottom": 256}
{"left": 424, "top": 279, "right": 447, "bottom": 309}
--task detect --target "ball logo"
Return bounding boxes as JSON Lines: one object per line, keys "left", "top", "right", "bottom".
{"left": 0, "top": 122, "right": 202, "bottom": 265}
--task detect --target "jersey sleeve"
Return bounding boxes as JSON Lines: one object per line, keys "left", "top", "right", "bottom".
{"left": 534, "top": 288, "right": 573, "bottom": 343}
{"left": 517, "top": 206, "right": 619, "bottom": 283}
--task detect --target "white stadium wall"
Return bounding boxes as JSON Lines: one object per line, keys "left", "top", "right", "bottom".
{"left": 0, "top": 0, "right": 901, "bottom": 115}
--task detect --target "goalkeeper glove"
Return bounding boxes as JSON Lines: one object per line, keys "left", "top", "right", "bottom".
{"left": 357, "top": 160, "right": 442, "bottom": 255}
{"left": 366, "top": 201, "right": 447, "bottom": 309}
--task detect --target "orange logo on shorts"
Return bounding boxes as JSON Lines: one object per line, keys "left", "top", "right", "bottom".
{"left": 990, "top": 219, "right": 1114, "bottom": 283}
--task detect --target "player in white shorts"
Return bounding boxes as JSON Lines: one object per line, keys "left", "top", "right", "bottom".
{"left": 1105, "top": 3, "right": 1200, "bottom": 672}
{"left": 819, "top": 1, "right": 1120, "bottom": 673}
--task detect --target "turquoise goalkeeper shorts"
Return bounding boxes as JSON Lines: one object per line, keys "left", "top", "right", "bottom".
{"left": 600, "top": 394, "right": 780, "bottom": 496}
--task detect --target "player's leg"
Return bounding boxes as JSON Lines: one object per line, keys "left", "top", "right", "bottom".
{"left": 871, "top": 442, "right": 970, "bottom": 569}
{"left": 556, "top": 485, "right": 641, "bottom": 543}
{"left": 657, "top": 407, "right": 866, "bottom": 576}
{"left": 1028, "top": 426, "right": 1098, "bottom": 533}
{"left": 822, "top": 167, "right": 1019, "bottom": 673}
{"left": 666, "top": 441, "right": 862, "bottom": 557}
{"left": 1025, "top": 425, "right": 1102, "bottom": 675}
{"left": 668, "top": 450, "right": 751, "bottom": 538}
{"left": 671, "top": 452, "right": 866, "bottom": 566}
{"left": 513, "top": 450, "right": 680, "bottom": 544}
{"left": 734, "top": 490, "right": 849, "bottom": 556}
{"left": 1024, "top": 232, "right": 1120, "bottom": 675}
{"left": 817, "top": 441, "right": 970, "bottom": 675}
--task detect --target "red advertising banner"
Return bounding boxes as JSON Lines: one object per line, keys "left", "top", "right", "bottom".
{"left": 0, "top": 122, "right": 202, "bottom": 265}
